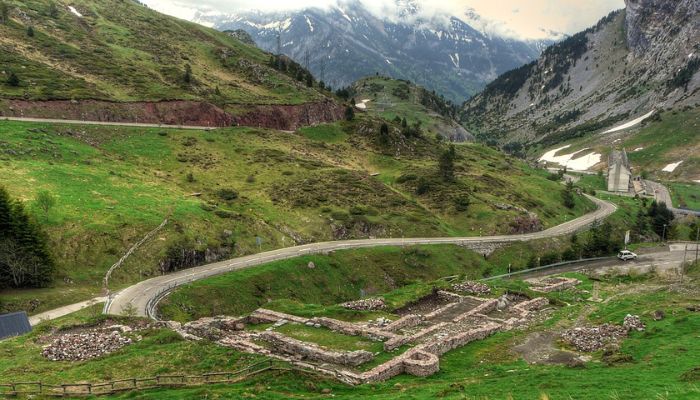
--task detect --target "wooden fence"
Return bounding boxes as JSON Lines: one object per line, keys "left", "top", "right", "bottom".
{"left": 0, "top": 359, "right": 313, "bottom": 397}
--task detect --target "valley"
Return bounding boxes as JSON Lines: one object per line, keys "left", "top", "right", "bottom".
{"left": 0, "top": 0, "right": 698, "bottom": 399}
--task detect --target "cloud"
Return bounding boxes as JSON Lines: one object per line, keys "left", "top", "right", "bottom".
{"left": 141, "top": 0, "right": 625, "bottom": 40}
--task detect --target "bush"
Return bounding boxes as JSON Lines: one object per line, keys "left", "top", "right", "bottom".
{"left": 396, "top": 174, "right": 417, "bottom": 183}
{"left": 216, "top": 188, "right": 238, "bottom": 201}
{"left": 214, "top": 209, "right": 237, "bottom": 219}
{"left": 415, "top": 177, "right": 431, "bottom": 195}
{"left": 150, "top": 329, "right": 183, "bottom": 345}
{"left": 453, "top": 195, "right": 470, "bottom": 212}
{"left": 330, "top": 211, "right": 349, "bottom": 221}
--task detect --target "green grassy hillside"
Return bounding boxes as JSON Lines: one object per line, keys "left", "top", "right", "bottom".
{"left": 3, "top": 260, "right": 699, "bottom": 400}
{"left": 350, "top": 76, "right": 471, "bottom": 141}
{"left": 0, "top": 0, "right": 320, "bottom": 105}
{"left": 0, "top": 115, "right": 593, "bottom": 314}
{"left": 530, "top": 108, "right": 700, "bottom": 183}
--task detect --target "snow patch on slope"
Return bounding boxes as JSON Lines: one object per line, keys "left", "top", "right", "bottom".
{"left": 68, "top": 6, "right": 83, "bottom": 17}
{"left": 539, "top": 145, "right": 602, "bottom": 171}
{"left": 304, "top": 15, "right": 314, "bottom": 32}
{"left": 662, "top": 161, "right": 683, "bottom": 172}
{"left": 603, "top": 110, "right": 655, "bottom": 134}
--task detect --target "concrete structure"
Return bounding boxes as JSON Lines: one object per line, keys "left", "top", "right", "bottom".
{"left": 607, "top": 149, "right": 632, "bottom": 193}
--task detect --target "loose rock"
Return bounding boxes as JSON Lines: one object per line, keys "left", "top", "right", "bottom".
{"left": 623, "top": 314, "right": 645, "bottom": 332}
{"left": 341, "top": 298, "right": 386, "bottom": 311}
{"left": 42, "top": 331, "right": 132, "bottom": 361}
{"left": 451, "top": 281, "right": 491, "bottom": 295}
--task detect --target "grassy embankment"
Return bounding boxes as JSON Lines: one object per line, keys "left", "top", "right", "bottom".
{"left": 529, "top": 108, "right": 700, "bottom": 182}
{"left": 0, "top": 118, "right": 593, "bottom": 314}
{"left": 2, "top": 262, "right": 699, "bottom": 399}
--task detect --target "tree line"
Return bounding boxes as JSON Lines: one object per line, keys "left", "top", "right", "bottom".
{"left": 0, "top": 187, "right": 55, "bottom": 288}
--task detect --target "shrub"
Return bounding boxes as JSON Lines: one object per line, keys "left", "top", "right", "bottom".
{"left": 330, "top": 211, "right": 349, "bottom": 221}
{"left": 396, "top": 174, "right": 417, "bottom": 183}
{"left": 216, "top": 188, "right": 238, "bottom": 201}
{"left": 415, "top": 177, "right": 431, "bottom": 195}
{"left": 453, "top": 195, "right": 470, "bottom": 212}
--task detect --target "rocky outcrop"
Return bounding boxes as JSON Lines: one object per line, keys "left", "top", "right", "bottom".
{"left": 232, "top": 99, "right": 345, "bottom": 131}
{"left": 0, "top": 100, "right": 234, "bottom": 127}
{"left": 0, "top": 99, "right": 345, "bottom": 130}
{"left": 462, "top": 0, "right": 700, "bottom": 146}
{"left": 625, "top": 0, "right": 698, "bottom": 55}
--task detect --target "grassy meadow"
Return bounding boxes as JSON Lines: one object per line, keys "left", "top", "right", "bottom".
{"left": 0, "top": 117, "right": 592, "bottom": 314}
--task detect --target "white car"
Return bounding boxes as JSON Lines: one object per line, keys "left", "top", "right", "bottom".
{"left": 617, "top": 250, "right": 638, "bottom": 261}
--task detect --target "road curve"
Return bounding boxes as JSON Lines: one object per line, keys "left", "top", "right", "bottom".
{"left": 105, "top": 196, "right": 616, "bottom": 318}
{"left": 645, "top": 180, "right": 700, "bottom": 217}
{"left": 1, "top": 116, "right": 217, "bottom": 130}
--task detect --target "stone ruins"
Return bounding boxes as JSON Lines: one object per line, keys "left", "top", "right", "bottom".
{"left": 171, "top": 288, "right": 553, "bottom": 384}
{"left": 526, "top": 276, "right": 582, "bottom": 293}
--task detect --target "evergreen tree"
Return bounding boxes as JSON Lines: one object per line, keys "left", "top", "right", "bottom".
{"left": 647, "top": 201, "right": 674, "bottom": 237}
{"left": 0, "top": 1, "right": 9, "bottom": 25}
{"left": 7, "top": 71, "right": 19, "bottom": 87}
{"left": 344, "top": 106, "right": 355, "bottom": 121}
{"left": 183, "top": 64, "right": 193, "bottom": 84}
{"left": 27, "top": 26, "right": 34, "bottom": 37}
{"left": 562, "top": 180, "right": 576, "bottom": 209}
{"left": 0, "top": 187, "right": 12, "bottom": 236}
{"left": 0, "top": 187, "right": 55, "bottom": 288}
{"left": 47, "top": 2, "right": 58, "bottom": 18}
{"left": 305, "top": 74, "right": 313, "bottom": 87}
{"left": 379, "top": 123, "right": 390, "bottom": 146}
{"left": 438, "top": 145, "right": 456, "bottom": 182}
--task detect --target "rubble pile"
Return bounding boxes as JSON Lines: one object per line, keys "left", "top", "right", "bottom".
{"left": 341, "top": 298, "right": 386, "bottom": 311}
{"left": 42, "top": 331, "right": 132, "bottom": 361}
{"left": 623, "top": 314, "right": 645, "bottom": 331}
{"left": 561, "top": 325, "right": 628, "bottom": 352}
{"left": 451, "top": 281, "right": 491, "bottom": 295}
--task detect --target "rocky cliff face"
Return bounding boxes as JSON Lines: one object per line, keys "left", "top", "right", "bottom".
{"left": 625, "top": 0, "right": 698, "bottom": 54}
{"left": 232, "top": 100, "right": 345, "bottom": 131}
{"left": 461, "top": 1, "right": 700, "bottom": 146}
{"left": 0, "top": 99, "right": 345, "bottom": 130}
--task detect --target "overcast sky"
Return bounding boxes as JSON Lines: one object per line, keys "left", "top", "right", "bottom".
{"left": 142, "top": 0, "right": 625, "bottom": 40}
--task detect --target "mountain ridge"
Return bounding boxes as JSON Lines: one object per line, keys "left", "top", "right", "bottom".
{"left": 461, "top": 0, "right": 699, "bottom": 147}
{"left": 193, "top": 0, "right": 553, "bottom": 103}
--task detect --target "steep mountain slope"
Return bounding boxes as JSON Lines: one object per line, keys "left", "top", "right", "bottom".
{"left": 462, "top": 0, "right": 700, "bottom": 147}
{"left": 350, "top": 76, "right": 471, "bottom": 141}
{"left": 0, "top": 118, "right": 594, "bottom": 313}
{"left": 194, "top": 0, "right": 550, "bottom": 103}
{"left": 0, "top": 0, "right": 341, "bottom": 128}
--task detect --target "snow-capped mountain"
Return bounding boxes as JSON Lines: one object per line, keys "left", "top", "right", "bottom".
{"left": 194, "top": 0, "right": 553, "bottom": 103}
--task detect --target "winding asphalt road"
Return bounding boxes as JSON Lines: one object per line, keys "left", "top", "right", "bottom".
{"left": 104, "top": 196, "right": 616, "bottom": 318}
{"left": 645, "top": 180, "right": 700, "bottom": 217}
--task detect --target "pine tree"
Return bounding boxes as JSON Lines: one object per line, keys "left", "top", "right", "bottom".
{"left": 7, "top": 71, "right": 19, "bottom": 87}
{"left": 0, "top": 187, "right": 12, "bottom": 237}
{"left": 379, "top": 123, "right": 390, "bottom": 146}
{"left": 27, "top": 26, "right": 34, "bottom": 37}
{"left": 0, "top": 1, "right": 9, "bottom": 25}
{"left": 183, "top": 64, "right": 192, "bottom": 84}
{"left": 0, "top": 188, "right": 55, "bottom": 288}
{"left": 47, "top": 2, "right": 58, "bottom": 18}
{"left": 562, "top": 180, "right": 576, "bottom": 209}
{"left": 438, "top": 145, "right": 456, "bottom": 182}
{"left": 344, "top": 106, "right": 355, "bottom": 121}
